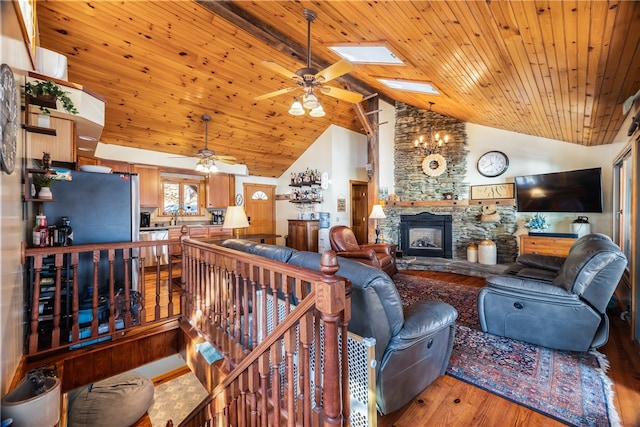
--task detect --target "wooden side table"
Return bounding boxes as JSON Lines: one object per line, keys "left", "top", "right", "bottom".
{"left": 520, "top": 235, "right": 577, "bottom": 257}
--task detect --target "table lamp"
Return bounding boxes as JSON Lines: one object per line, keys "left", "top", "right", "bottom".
{"left": 369, "top": 204, "right": 386, "bottom": 243}
{"left": 223, "top": 206, "right": 250, "bottom": 238}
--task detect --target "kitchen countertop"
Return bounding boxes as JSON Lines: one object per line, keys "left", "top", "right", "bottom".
{"left": 141, "top": 223, "right": 224, "bottom": 231}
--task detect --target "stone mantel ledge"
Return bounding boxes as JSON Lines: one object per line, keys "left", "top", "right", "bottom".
{"left": 385, "top": 199, "right": 515, "bottom": 208}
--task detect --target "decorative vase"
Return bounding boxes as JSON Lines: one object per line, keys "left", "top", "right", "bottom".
{"left": 38, "top": 186, "right": 53, "bottom": 199}
{"left": 466, "top": 242, "right": 478, "bottom": 263}
{"left": 478, "top": 238, "right": 497, "bottom": 265}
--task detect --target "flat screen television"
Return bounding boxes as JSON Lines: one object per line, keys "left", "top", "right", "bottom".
{"left": 514, "top": 167, "right": 603, "bottom": 213}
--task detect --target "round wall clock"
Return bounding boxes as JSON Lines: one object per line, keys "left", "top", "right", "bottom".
{"left": 1, "top": 64, "right": 18, "bottom": 175}
{"left": 477, "top": 151, "right": 509, "bottom": 178}
{"left": 235, "top": 194, "right": 244, "bottom": 206}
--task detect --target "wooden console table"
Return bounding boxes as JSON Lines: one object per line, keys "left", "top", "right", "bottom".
{"left": 520, "top": 235, "right": 577, "bottom": 257}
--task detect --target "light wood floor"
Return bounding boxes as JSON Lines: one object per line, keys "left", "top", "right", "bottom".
{"left": 377, "top": 271, "right": 640, "bottom": 427}
{"left": 134, "top": 268, "right": 640, "bottom": 426}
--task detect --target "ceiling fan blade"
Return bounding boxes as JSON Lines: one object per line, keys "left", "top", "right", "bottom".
{"left": 319, "top": 85, "right": 363, "bottom": 103}
{"left": 254, "top": 86, "right": 297, "bottom": 101}
{"left": 214, "top": 157, "right": 237, "bottom": 165}
{"left": 261, "top": 61, "right": 301, "bottom": 80}
{"left": 314, "top": 60, "right": 354, "bottom": 83}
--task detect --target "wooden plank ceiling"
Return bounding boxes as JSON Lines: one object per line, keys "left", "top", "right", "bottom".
{"left": 36, "top": 1, "right": 640, "bottom": 177}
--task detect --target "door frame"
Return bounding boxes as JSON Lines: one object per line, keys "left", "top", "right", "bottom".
{"left": 350, "top": 180, "right": 369, "bottom": 244}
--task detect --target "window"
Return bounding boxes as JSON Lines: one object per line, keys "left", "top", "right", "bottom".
{"left": 161, "top": 174, "right": 204, "bottom": 216}
{"left": 251, "top": 190, "right": 269, "bottom": 200}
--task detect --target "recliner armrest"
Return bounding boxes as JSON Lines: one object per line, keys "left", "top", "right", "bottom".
{"left": 336, "top": 249, "right": 377, "bottom": 260}
{"left": 516, "top": 253, "right": 566, "bottom": 272}
{"left": 360, "top": 243, "right": 393, "bottom": 255}
{"left": 386, "top": 300, "right": 457, "bottom": 352}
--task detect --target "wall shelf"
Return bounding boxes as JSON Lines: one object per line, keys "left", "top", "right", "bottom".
{"left": 23, "top": 168, "right": 57, "bottom": 203}
{"left": 385, "top": 198, "right": 515, "bottom": 208}
{"left": 22, "top": 124, "right": 57, "bottom": 136}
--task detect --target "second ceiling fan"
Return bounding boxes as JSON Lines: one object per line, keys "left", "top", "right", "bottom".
{"left": 254, "top": 9, "right": 363, "bottom": 114}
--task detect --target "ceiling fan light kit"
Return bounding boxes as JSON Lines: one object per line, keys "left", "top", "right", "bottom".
{"left": 288, "top": 97, "right": 305, "bottom": 116}
{"left": 193, "top": 114, "right": 236, "bottom": 173}
{"left": 256, "top": 8, "right": 363, "bottom": 117}
{"left": 309, "top": 105, "right": 326, "bottom": 118}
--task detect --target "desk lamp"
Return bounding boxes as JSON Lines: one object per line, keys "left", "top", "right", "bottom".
{"left": 223, "top": 206, "right": 250, "bottom": 239}
{"left": 369, "top": 204, "right": 386, "bottom": 244}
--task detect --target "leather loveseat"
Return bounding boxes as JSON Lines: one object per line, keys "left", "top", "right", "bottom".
{"left": 478, "top": 233, "right": 626, "bottom": 352}
{"left": 220, "top": 239, "right": 458, "bottom": 415}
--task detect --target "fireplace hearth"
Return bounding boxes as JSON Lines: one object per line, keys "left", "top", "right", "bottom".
{"left": 400, "top": 212, "right": 453, "bottom": 258}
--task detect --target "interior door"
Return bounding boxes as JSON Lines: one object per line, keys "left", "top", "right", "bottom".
{"left": 243, "top": 183, "right": 276, "bottom": 244}
{"left": 351, "top": 182, "right": 369, "bottom": 244}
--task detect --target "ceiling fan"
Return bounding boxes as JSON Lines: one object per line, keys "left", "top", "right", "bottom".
{"left": 254, "top": 9, "right": 363, "bottom": 110}
{"left": 193, "top": 114, "right": 236, "bottom": 173}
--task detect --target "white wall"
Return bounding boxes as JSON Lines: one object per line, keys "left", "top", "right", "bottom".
{"left": 465, "top": 124, "right": 624, "bottom": 235}
{"left": 377, "top": 98, "right": 626, "bottom": 237}
{"left": 1, "top": 2, "right": 33, "bottom": 394}
{"left": 270, "top": 125, "right": 367, "bottom": 250}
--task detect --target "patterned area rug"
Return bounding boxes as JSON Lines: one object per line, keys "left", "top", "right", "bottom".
{"left": 147, "top": 371, "right": 209, "bottom": 427}
{"left": 393, "top": 273, "right": 620, "bottom": 427}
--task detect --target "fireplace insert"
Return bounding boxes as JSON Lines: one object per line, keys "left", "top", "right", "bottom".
{"left": 400, "top": 212, "right": 453, "bottom": 258}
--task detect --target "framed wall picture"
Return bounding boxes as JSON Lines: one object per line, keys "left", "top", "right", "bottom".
{"left": 470, "top": 183, "right": 515, "bottom": 200}
{"left": 337, "top": 198, "right": 346, "bottom": 212}
{"left": 13, "top": 0, "right": 37, "bottom": 68}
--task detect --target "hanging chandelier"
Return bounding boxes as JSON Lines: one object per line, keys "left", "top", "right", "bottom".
{"left": 414, "top": 102, "right": 451, "bottom": 177}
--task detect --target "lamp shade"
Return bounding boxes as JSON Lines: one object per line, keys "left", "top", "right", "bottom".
{"left": 223, "top": 206, "right": 250, "bottom": 229}
{"left": 302, "top": 92, "right": 320, "bottom": 110}
{"left": 288, "top": 98, "right": 305, "bottom": 116}
{"left": 369, "top": 204, "right": 386, "bottom": 219}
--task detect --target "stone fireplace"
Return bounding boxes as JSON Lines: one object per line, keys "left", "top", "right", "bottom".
{"left": 400, "top": 212, "right": 453, "bottom": 258}
{"left": 375, "top": 102, "right": 519, "bottom": 264}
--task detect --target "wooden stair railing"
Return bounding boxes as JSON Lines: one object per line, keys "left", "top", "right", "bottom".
{"left": 21, "top": 238, "right": 182, "bottom": 356}
{"left": 179, "top": 239, "right": 352, "bottom": 426}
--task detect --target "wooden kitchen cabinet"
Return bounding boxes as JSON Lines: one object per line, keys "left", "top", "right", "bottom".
{"left": 208, "top": 173, "right": 235, "bottom": 208}
{"left": 520, "top": 235, "right": 577, "bottom": 257}
{"left": 287, "top": 220, "right": 319, "bottom": 252}
{"left": 133, "top": 165, "right": 160, "bottom": 207}
{"left": 97, "top": 159, "right": 131, "bottom": 173}
{"left": 26, "top": 114, "right": 75, "bottom": 163}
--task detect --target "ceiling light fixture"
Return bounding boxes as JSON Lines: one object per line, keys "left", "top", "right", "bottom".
{"left": 302, "top": 90, "right": 320, "bottom": 110}
{"left": 288, "top": 97, "right": 305, "bottom": 116}
{"left": 195, "top": 157, "right": 218, "bottom": 174}
{"left": 195, "top": 114, "right": 219, "bottom": 174}
{"left": 309, "top": 104, "right": 326, "bottom": 118}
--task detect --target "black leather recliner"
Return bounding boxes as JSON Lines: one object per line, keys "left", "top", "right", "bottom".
{"left": 221, "top": 239, "right": 458, "bottom": 415}
{"left": 478, "top": 233, "right": 626, "bottom": 352}
{"left": 286, "top": 251, "right": 457, "bottom": 415}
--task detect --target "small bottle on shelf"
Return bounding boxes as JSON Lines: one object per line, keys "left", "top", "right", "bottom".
{"left": 32, "top": 214, "right": 48, "bottom": 247}
{"left": 58, "top": 216, "right": 73, "bottom": 246}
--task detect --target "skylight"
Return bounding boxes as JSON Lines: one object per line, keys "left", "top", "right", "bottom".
{"left": 328, "top": 45, "right": 403, "bottom": 65}
{"left": 378, "top": 79, "right": 441, "bottom": 95}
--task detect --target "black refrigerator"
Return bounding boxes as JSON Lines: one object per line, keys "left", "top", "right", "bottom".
{"left": 43, "top": 170, "right": 140, "bottom": 297}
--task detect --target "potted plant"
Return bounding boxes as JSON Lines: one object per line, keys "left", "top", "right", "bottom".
{"left": 33, "top": 173, "right": 56, "bottom": 199}
{"left": 524, "top": 212, "right": 549, "bottom": 232}
{"left": 25, "top": 80, "right": 79, "bottom": 115}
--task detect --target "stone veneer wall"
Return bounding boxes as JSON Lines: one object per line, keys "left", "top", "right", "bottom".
{"left": 379, "top": 103, "right": 518, "bottom": 263}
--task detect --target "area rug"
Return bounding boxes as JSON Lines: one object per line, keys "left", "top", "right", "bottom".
{"left": 147, "top": 371, "right": 209, "bottom": 427}
{"left": 393, "top": 273, "right": 620, "bottom": 427}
